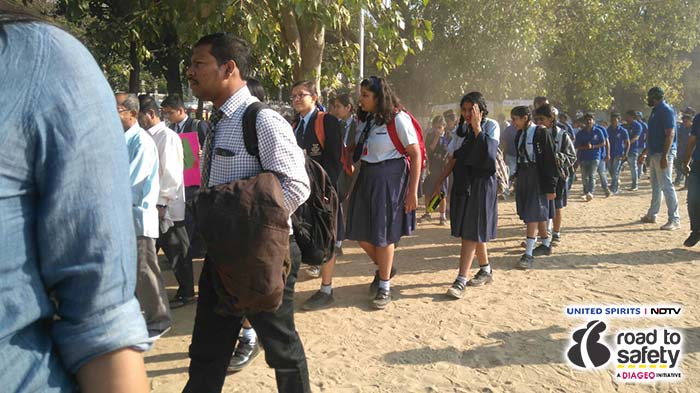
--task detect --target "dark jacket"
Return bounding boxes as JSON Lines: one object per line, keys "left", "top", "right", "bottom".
{"left": 452, "top": 121, "right": 499, "bottom": 195}
{"left": 294, "top": 110, "right": 343, "bottom": 187}
{"left": 515, "top": 126, "right": 558, "bottom": 194}
{"left": 171, "top": 116, "right": 210, "bottom": 147}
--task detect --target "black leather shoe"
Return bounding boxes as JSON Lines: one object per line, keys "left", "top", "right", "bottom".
{"left": 169, "top": 295, "right": 196, "bottom": 309}
{"left": 684, "top": 232, "right": 700, "bottom": 247}
{"left": 228, "top": 338, "right": 261, "bottom": 372}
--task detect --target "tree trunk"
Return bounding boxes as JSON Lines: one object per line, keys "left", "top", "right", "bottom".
{"left": 128, "top": 40, "right": 141, "bottom": 93}
{"left": 279, "top": 7, "right": 324, "bottom": 92}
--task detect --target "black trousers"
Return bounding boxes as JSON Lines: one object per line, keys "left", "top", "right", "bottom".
{"left": 160, "top": 220, "right": 194, "bottom": 298}
{"left": 184, "top": 186, "right": 207, "bottom": 259}
{"left": 183, "top": 237, "right": 310, "bottom": 393}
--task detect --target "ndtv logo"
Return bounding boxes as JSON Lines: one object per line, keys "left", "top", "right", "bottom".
{"left": 647, "top": 307, "right": 681, "bottom": 316}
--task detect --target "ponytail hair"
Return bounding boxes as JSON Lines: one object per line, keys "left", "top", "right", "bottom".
{"left": 358, "top": 76, "right": 403, "bottom": 125}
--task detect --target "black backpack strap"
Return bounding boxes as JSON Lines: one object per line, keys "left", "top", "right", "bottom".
{"left": 242, "top": 101, "right": 267, "bottom": 161}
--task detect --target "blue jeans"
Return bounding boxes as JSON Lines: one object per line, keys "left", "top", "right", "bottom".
{"left": 597, "top": 159, "right": 609, "bottom": 191}
{"left": 608, "top": 156, "right": 624, "bottom": 193}
{"left": 688, "top": 160, "right": 700, "bottom": 232}
{"left": 628, "top": 150, "right": 640, "bottom": 188}
{"left": 646, "top": 153, "right": 680, "bottom": 223}
{"left": 580, "top": 160, "right": 599, "bottom": 194}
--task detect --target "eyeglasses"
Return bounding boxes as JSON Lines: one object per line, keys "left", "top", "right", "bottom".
{"left": 290, "top": 93, "right": 312, "bottom": 101}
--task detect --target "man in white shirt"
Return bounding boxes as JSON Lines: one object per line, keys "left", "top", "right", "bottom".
{"left": 117, "top": 93, "right": 172, "bottom": 338}
{"left": 137, "top": 95, "right": 193, "bottom": 308}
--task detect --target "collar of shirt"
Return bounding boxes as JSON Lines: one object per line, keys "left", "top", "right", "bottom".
{"left": 217, "top": 85, "right": 253, "bottom": 123}
{"left": 146, "top": 121, "right": 169, "bottom": 137}
{"left": 125, "top": 123, "right": 141, "bottom": 138}
{"left": 300, "top": 107, "right": 317, "bottom": 133}
{"left": 176, "top": 115, "right": 189, "bottom": 132}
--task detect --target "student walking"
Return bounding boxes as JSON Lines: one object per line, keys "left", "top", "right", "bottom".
{"left": 430, "top": 92, "right": 500, "bottom": 298}
{"left": 607, "top": 113, "right": 630, "bottom": 195}
{"left": 346, "top": 76, "right": 421, "bottom": 310}
{"left": 420, "top": 115, "right": 451, "bottom": 225}
{"left": 575, "top": 113, "right": 607, "bottom": 201}
{"left": 512, "top": 106, "right": 558, "bottom": 269}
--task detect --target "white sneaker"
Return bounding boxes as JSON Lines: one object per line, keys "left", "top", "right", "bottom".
{"left": 585, "top": 193, "right": 593, "bottom": 202}
{"left": 660, "top": 221, "right": 680, "bottom": 231}
{"left": 307, "top": 265, "right": 321, "bottom": 278}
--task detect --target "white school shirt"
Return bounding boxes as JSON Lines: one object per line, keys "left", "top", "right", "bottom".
{"left": 356, "top": 111, "right": 418, "bottom": 163}
{"left": 147, "top": 121, "right": 186, "bottom": 222}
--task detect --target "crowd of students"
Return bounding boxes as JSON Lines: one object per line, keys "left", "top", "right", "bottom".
{"left": 4, "top": 4, "right": 698, "bottom": 391}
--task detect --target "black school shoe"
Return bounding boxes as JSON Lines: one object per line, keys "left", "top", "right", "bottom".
{"left": 467, "top": 269, "right": 493, "bottom": 287}
{"left": 517, "top": 254, "right": 534, "bottom": 270}
{"left": 369, "top": 267, "right": 397, "bottom": 294}
{"left": 532, "top": 244, "right": 552, "bottom": 256}
{"left": 372, "top": 288, "right": 391, "bottom": 309}
{"left": 227, "top": 338, "right": 261, "bottom": 373}
{"left": 446, "top": 279, "right": 466, "bottom": 299}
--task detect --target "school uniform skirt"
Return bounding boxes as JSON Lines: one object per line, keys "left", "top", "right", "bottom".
{"left": 346, "top": 158, "right": 416, "bottom": 247}
{"left": 450, "top": 175, "right": 498, "bottom": 242}
{"left": 555, "top": 178, "right": 568, "bottom": 209}
{"left": 515, "top": 164, "right": 555, "bottom": 223}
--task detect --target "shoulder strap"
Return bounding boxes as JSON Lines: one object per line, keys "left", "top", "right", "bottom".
{"left": 191, "top": 118, "right": 201, "bottom": 132}
{"left": 386, "top": 113, "right": 407, "bottom": 155}
{"left": 242, "top": 101, "right": 267, "bottom": 158}
{"left": 314, "top": 112, "right": 326, "bottom": 149}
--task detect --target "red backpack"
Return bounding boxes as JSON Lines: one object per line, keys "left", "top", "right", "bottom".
{"left": 386, "top": 110, "right": 427, "bottom": 171}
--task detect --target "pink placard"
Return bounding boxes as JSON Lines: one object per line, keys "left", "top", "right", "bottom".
{"left": 180, "top": 132, "right": 201, "bottom": 187}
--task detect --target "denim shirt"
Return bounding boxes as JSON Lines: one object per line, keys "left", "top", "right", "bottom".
{"left": 0, "top": 22, "right": 148, "bottom": 391}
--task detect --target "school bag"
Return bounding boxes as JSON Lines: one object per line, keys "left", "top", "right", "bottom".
{"left": 386, "top": 110, "right": 428, "bottom": 171}
{"left": 495, "top": 147, "right": 510, "bottom": 196}
{"left": 247, "top": 103, "right": 338, "bottom": 266}
{"left": 553, "top": 127, "right": 577, "bottom": 180}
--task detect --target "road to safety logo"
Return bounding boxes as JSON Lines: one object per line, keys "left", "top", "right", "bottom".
{"left": 564, "top": 305, "right": 684, "bottom": 383}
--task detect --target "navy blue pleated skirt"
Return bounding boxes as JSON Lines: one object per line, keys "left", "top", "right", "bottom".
{"left": 515, "top": 165, "right": 555, "bottom": 223}
{"left": 555, "top": 178, "right": 567, "bottom": 209}
{"left": 450, "top": 175, "right": 498, "bottom": 242}
{"left": 346, "top": 158, "right": 416, "bottom": 247}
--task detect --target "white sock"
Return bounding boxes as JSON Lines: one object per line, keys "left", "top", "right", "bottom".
{"left": 379, "top": 279, "right": 390, "bottom": 291}
{"left": 553, "top": 231, "right": 561, "bottom": 238}
{"left": 456, "top": 275, "right": 467, "bottom": 285}
{"left": 542, "top": 237, "right": 551, "bottom": 247}
{"left": 320, "top": 283, "right": 333, "bottom": 295}
{"left": 335, "top": 241, "right": 342, "bottom": 248}
{"left": 440, "top": 212, "right": 447, "bottom": 220}
{"left": 547, "top": 219, "right": 553, "bottom": 233}
{"left": 242, "top": 327, "right": 257, "bottom": 344}
{"left": 480, "top": 264, "right": 491, "bottom": 274}
{"left": 525, "top": 237, "right": 537, "bottom": 256}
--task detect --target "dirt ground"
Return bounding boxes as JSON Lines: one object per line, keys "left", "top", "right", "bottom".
{"left": 147, "top": 170, "right": 700, "bottom": 393}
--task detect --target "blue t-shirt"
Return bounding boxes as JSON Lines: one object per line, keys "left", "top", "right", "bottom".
{"left": 639, "top": 121, "right": 648, "bottom": 149}
{"left": 677, "top": 123, "right": 692, "bottom": 157}
{"left": 596, "top": 125, "right": 609, "bottom": 158}
{"left": 625, "top": 120, "right": 643, "bottom": 153}
{"left": 691, "top": 114, "right": 700, "bottom": 161}
{"left": 575, "top": 127, "right": 605, "bottom": 161}
{"left": 608, "top": 125, "right": 630, "bottom": 158}
{"left": 647, "top": 102, "right": 677, "bottom": 154}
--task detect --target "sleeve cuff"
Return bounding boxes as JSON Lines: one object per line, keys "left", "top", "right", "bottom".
{"left": 52, "top": 297, "right": 149, "bottom": 374}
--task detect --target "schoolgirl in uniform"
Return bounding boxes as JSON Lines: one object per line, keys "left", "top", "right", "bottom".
{"left": 512, "top": 106, "right": 558, "bottom": 269}
{"left": 534, "top": 104, "right": 576, "bottom": 245}
{"left": 420, "top": 115, "right": 450, "bottom": 225}
{"left": 429, "top": 92, "right": 500, "bottom": 299}
{"left": 346, "top": 76, "right": 421, "bottom": 310}
{"left": 289, "top": 80, "right": 344, "bottom": 311}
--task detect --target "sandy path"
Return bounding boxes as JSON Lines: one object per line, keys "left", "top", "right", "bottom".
{"left": 147, "top": 170, "right": 700, "bottom": 393}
